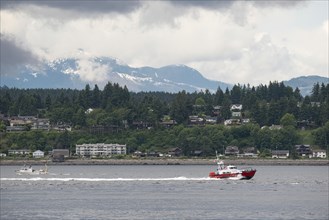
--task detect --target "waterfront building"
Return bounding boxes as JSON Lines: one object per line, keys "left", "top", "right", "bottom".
{"left": 312, "top": 150, "right": 327, "bottom": 158}
{"left": 271, "top": 150, "right": 290, "bottom": 159}
{"left": 33, "top": 150, "right": 45, "bottom": 158}
{"left": 76, "top": 143, "right": 126, "bottom": 157}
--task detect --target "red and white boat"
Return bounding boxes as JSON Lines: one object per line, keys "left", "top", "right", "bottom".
{"left": 209, "top": 153, "right": 256, "bottom": 180}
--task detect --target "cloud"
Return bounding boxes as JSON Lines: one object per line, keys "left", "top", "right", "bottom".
{"left": 0, "top": 35, "right": 41, "bottom": 76}
{"left": 1, "top": 0, "right": 142, "bottom": 15}
{"left": 74, "top": 58, "right": 111, "bottom": 83}
{"left": 0, "top": 0, "right": 326, "bottom": 87}
{"left": 188, "top": 33, "right": 316, "bottom": 85}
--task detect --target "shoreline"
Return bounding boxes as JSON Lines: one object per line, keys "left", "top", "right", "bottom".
{"left": 1, "top": 158, "right": 328, "bottom": 166}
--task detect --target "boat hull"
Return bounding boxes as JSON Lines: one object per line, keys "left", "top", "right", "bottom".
{"left": 209, "top": 169, "right": 256, "bottom": 180}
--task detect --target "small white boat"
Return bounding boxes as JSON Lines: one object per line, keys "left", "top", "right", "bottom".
{"left": 16, "top": 164, "right": 48, "bottom": 175}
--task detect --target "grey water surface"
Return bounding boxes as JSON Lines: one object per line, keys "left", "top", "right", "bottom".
{"left": 1, "top": 165, "right": 328, "bottom": 220}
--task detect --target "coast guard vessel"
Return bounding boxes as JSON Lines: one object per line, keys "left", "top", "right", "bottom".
{"left": 209, "top": 152, "right": 256, "bottom": 180}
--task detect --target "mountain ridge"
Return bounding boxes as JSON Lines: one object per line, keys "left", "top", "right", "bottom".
{"left": 1, "top": 56, "right": 328, "bottom": 96}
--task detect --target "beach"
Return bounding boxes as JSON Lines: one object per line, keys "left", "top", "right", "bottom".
{"left": 1, "top": 158, "right": 328, "bottom": 166}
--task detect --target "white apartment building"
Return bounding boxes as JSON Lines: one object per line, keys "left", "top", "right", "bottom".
{"left": 76, "top": 143, "right": 126, "bottom": 157}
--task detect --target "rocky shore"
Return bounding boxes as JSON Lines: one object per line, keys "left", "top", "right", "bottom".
{"left": 1, "top": 158, "right": 328, "bottom": 166}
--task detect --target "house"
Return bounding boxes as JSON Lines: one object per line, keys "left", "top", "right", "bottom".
{"left": 230, "top": 104, "right": 242, "bottom": 111}
{"left": 232, "top": 111, "right": 242, "bottom": 118}
{"left": 231, "top": 104, "right": 242, "bottom": 118}
{"left": 225, "top": 146, "right": 239, "bottom": 156}
{"left": 295, "top": 145, "right": 312, "bottom": 157}
{"left": 271, "top": 150, "right": 290, "bottom": 159}
{"left": 212, "top": 105, "right": 221, "bottom": 116}
{"left": 31, "top": 118, "right": 50, "bottom": 131}
{"left": 52, "top": 149, "right": 70, "bottom": 162}
{"left": 189, "top": 116, "right": 203, "bottom": 125}
{"left": 133, "top": 151, "right": 146, "bottom": 157}
{"left": 224, "top": 119, "right": 241, "bottom": 126}
{"left": 8, "top": 149, "right": 30, "bottom": 156}
{"left": 52, "top": 149, "right": 70, "bottom": 157}
{"left": 33, "top": 150, "right": 45, "bottom": 158}
{"left": 312, "top": 150, "right": 327, "bottom": 158}
{"left": 160, "top": 119, "right": 177, "bottom": 128}
{"left": 241, "top": 118, "right": 250, "bottom": 124}
{"left": 191, "top": 150, "right": 203, "bottom": 157}
{"left": 204, "top": 116, "right": 217, "bottom": 124}
{"left": 168, "top": 148, "right": 182, "bottom": 157}
{"left": 7, "top": 116, "right": 50, "bottom": 131}
{"left": 238, "top": 147, "right": 258, "bottom": 158}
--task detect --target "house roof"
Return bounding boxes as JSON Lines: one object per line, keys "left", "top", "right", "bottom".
{"left": 271, "top": 150, "right": 289, "bottom": 154}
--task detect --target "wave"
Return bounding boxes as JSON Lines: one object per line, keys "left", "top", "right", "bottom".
{"left": 0, "top": 177, "right": 215, "bottom": 182}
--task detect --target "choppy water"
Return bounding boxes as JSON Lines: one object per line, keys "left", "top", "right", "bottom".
{"left": 1, "top": 165, "right": 328, "bottom": 220}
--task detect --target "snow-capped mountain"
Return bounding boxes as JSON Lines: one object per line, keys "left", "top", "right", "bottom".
{"left": 283, "top": 75, "right": 329, "bottom": 96}
{"left": 1, "top": 57, "right": 232, "bottom": 93}
{"left": 1, "top": 57, "right": 327, "bottom": 95}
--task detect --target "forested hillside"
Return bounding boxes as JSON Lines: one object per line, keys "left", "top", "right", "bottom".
{"left": 0, "top": 81, "right": 328, "bottom": 156}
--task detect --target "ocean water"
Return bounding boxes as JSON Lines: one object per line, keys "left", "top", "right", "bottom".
{"left": 0, "top": 165, "right": 328, "bottom": 220}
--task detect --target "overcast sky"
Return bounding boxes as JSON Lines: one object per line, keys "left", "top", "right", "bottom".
{"left": 1, "top": 0, "right": 328, "bottom": 86}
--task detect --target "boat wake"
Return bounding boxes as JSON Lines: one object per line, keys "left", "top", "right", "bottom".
{"left": 1, "top": 177, "right": 216, "bottom": 182}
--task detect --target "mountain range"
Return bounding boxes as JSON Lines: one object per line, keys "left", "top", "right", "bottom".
{"left": 1, "top": 57, "right": 328, "bottom": 96}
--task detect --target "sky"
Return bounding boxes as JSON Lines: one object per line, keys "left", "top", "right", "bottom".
{"left": 0, "top": 0, "right": 328, "bottom": 86}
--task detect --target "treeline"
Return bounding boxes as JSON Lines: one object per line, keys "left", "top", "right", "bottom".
{"left": 1, "top": 122, "right": 329, "bottom": 157}
{"left": 1, "top": 81, "right": 328, "bottom": 127}
{"left": 0, "top": 81, "right": 328, "bottom": 155}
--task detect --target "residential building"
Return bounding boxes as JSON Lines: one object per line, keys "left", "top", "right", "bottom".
{"left": 238, "top": 147, "right": 258, "bottom": 158}
{"left": 230, "top": 104, "right": 242, "bottom": 111}
{"left": 51, "top": 149, "right": 70, "bottom": 162}
{"left": 8, "top": 149, "right": 30, "bottom": 156}
{"left": 231, "top": 104, "right": 242, "bottom": 118}
{"left": 295, "top": 145, "right": 312, "bottom": 157}
{"left": 232, "top": 111, "right": 242, "bottom": 118}
{"left": 312, "top": 150, "right": 327, "bottom": 158}
{"left": 225, "top": 146, "right": 239, "bottom": 156}
{"left": 212, "top": 105, "right": 221, "bottom": 116}
{"left": 168, "top": 148, "right": 182, "bottom": 157}
{"left": 33, "top": 150, "right": 45, "bottom": 158}
{"left": 52, "top": 149, "right": 70, "bottom": 157}
{"left": 7, "top": 116, "right": 50, "bottom": 131}
{"left": 204, "top": 116, "right": 217, "bottom": 124}
{"left": 271, "top": 150, "right": 290, "bottom": 159}
{"left": 76, "top": 143, "right": 126, "bottom": 157}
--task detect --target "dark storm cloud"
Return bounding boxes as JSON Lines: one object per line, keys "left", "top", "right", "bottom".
{"left": 169, "top": 0, "right": 303, "bottom": 9}
{"left": 0, "top": 0, "right": 142, "bottom": 14}
{"left": 0, "top": 36, "right": 40, "bottom": 75}
{"left": 169, "top": 0, "right": 235, "bottom": 10}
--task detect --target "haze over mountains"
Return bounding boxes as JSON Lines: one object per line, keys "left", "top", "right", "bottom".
{"left": 1, "top": 57, "right": 328, "bottom": 96}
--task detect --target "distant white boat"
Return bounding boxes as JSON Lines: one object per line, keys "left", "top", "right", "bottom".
{"left": 15, "top": 164, "right": 48, "bottom": 175}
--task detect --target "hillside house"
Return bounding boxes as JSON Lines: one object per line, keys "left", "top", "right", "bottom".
{"left": 231, "top": 104, "right": 242, "bottom": 118}
{"left": 212, "top": 105, "right": 221, "bottom": 116}
{"left": 7, "top": 116, "right": 50, "bottom": 132}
